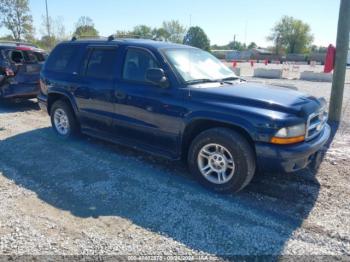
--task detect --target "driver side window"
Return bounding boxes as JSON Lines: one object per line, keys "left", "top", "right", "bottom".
{"left": 122, "top": 48, "right": 158, "bottom": 82}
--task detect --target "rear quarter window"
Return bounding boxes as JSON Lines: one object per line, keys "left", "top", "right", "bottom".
{"left": 33, "top": 52, "right": 46, "bottom": 62}
{"left": 45, "top": 44, "right": 81, "bottom": 73}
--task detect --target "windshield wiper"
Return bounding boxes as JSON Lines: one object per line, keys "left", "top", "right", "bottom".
{"left": 186, "top": 79, "right": 218, "bottom": 84}
{"left": 186, "top": 77, "right": 241, "bottom": 85}
{"left": 215, "top": 76, "right": 244, "bottom": 85}
{"left": 220, "top": 76, "right": 240, "bottom": 81}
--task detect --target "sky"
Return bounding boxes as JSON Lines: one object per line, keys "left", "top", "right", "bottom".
{"left": 0, "top": 0, "right": 341, "bottom": 47}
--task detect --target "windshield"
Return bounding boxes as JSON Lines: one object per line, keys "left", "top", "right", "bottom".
{"left": 164, "top": 48, "right": 237, "bottom": 83}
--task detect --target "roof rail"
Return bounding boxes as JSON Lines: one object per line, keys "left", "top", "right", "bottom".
{"left": 71, "top": 35, "right": 108, "bottom": 41}
{"left": 70, "top": 34, "right": 158, "bottom": 43}
{"left": 109, "top": 34, "right": 157, "bottom": 41}
{"left": 114, "top": 34, "right": 142, "bottom": 39}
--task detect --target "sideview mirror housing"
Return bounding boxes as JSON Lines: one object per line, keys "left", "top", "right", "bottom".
{"left": 146, "top": 68, "right": 169, "bottom": 88}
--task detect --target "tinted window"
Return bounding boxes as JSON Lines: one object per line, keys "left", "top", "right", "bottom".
{"left": 22, "top": 51, "right": 37, "bottom": 63}
{"left": 33, "top": 52, "right": 46, "bottom": 62}
{"left": 85, "top": 48, "right": 118, "bottom": 79}
{"left": 11, "top": 51, "right": 24, "bottom": 63}
{"left": 45, "top": 44, "right": 80, "bottom": 73}
{"left": 123, "top": 49, "right": 158, "bottom": 82}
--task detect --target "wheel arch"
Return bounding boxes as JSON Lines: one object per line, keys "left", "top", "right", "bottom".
{"left": 181, "top": 119, "right": 256, "bottom": 160}
{"left": 47, "top": 92, "right": 78, "bottom": 116}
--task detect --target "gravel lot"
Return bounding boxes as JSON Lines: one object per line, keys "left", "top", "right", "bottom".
{"left": 0, "top": 78, "right": 349, "bottom": 259}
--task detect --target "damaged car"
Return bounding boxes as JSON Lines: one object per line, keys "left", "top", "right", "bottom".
{"left": 0, "top": 42, "right": 47, "bottom": 100}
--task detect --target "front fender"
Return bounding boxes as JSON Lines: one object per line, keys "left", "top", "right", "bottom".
{"left": 183, "top": 111, "right": 259, "bottom": 141}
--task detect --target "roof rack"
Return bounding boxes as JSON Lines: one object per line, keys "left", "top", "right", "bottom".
{"left": 70, "top": 34, "right": 157, "bottom": 42}
{"left": 0, "top": 40, "right": 38, "bottom": 48}
{"left": 108, "top": 34, "right": 157, "bottom": 41}
{"left": 71, "top": 35, "right": 109, "bottom": 41}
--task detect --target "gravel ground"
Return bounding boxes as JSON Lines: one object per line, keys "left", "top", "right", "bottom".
{"left": 0, "top": 79, "right": 349, "bottom": 259}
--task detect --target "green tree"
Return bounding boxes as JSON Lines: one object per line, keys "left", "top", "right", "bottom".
{"left": 132, "top": 25, "right": 152, "bottom": 38}
{"left": 183, "top": 26, "right": 210, "bottom": 51}
{"left": 247, "top": 42, "right": 257, "bottom": 49}
{"left": 211, "top": 44, "right": 224, "bottom": 50}
{"left": 0, "top": 34, "right": 14, "bottom": 41}
{"left": 162, "top": 20, "right": 186, "bottom": 43}
{"left": 152, "top": 27, "right": 170, "bottom": 41}
{"left": 227, "top": 41, "right": 246, "bottom": 51}
{"left": 0, "top": 0, "right": 34, "bottom": 41}
{"left": 114, "top": 20, "right": 185, "bottom": 42}
{"left": 268, "top": 16, "right": 314, "bottom": 54}
{"left": 39, "top": 15, "right": 67, "bottom": 49}
{"left": 74, "top": 16, "right": 98, "bottom": 37}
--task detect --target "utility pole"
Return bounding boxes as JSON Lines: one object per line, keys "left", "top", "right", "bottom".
{"left": 45, "top": 0, "right": 50, "bottom": 37}
{"left": 329, "top": 0, "right": 350, "bottom": 122}
{"left": 244, "top": 20, "right": 248, "bottom": 47}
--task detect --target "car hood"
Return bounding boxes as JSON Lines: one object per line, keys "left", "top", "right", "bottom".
{"left": 188, "top": 82, "right": 324, "bottom": 116}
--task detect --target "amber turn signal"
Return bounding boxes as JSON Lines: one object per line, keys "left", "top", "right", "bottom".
{"left": 270, "top": 136, "right": 305, "bottom": 145}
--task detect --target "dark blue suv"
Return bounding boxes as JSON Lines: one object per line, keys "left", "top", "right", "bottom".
{"left": 38, "top": 37, "right": 331, "bottom": 193}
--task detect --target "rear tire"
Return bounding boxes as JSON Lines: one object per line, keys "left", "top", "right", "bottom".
{"left": 188, "top": 128, "right": 256, "bottom": 193}
{"left": 50, "top": 100, "right": 79, "bottom": 139}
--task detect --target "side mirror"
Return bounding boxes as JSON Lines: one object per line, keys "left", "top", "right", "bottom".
{"left": 146, "top": 68, "right": 169, "bottom": 88}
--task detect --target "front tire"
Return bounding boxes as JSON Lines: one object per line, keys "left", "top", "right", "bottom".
{"left": 50, "top": 100, "right": 79, "bottom": 139}
{"left": 188, "top": 128, "right": 256, "bottom": 193}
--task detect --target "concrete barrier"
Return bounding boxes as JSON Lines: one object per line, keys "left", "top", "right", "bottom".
{"left": 232, "top": 67, "right": 254, "bottom": 77}
{"left": 254, "top": 68, "right": 283, "bottom": 79}
{"left": 345, "top": 69, "right": 350, "bottom": 83}
{"left": 300, "top": 71, "right": 333, "bottom": 82}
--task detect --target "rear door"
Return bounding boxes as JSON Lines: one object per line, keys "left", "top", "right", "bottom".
{"left": 76, "top": 46, "right": 119, "bottom": 132}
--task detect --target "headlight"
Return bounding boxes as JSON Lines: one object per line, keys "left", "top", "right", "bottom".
{"left": 271, "top": 123, "right": 306, "bottom": 144}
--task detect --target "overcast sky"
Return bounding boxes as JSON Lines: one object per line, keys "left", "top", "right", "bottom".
{"left": 0, "top": 0, "right": 341, "bottom": 47}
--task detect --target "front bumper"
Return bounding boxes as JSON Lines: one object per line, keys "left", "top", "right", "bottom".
{"left": 255, "top": 124, "right": 331, "bottom": 173}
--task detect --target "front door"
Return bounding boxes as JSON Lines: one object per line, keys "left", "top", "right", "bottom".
{"left": 113, "top": 47, "right": 184, "bottom": 158}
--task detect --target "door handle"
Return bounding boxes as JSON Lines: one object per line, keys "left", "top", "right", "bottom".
{"left": 114, "top": 90, "right": 126, "bottom": 99}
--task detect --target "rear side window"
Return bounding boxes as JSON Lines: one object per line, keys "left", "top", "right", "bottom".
{"left": 85, "top": 48, "right": 118, "bottom": 79}
{"left": 22, "top": 51, "right": 37, "bottom": 63}
{"left": 45, "top": 44, "right": 80, "bottom": 73}
{"left": 122, "top": 48, "right": 158, "bottom": 82}
{"left": 33, "top": 52, "right": 46, "bottom": 62}
{"left": 11, "top": 50, "right": 24, "bottom": 63}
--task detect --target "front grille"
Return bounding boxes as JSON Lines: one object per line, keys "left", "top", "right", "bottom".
{"left": 306, "top": 107, "right": 328, "bottom": 141}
